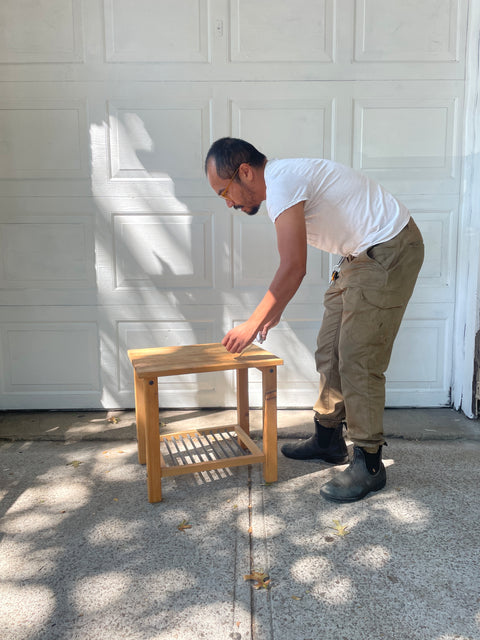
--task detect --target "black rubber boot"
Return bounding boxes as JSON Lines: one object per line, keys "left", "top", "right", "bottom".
{"left": 281, "top": 418, "right": 348, "bottom": 464}
{"left": 320, "top": 445, "right": 386, "bottom": 502}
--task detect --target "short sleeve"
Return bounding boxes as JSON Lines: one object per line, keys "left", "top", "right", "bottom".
{"left": 265, "top": 163, "right": 309, "bottom": 222}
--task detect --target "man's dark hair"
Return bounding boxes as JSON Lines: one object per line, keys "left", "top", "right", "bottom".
{"left": 204, "top": 137, "right": 267, "bottom": 178}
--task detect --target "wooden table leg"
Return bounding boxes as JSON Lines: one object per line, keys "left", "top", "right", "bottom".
{"left": 236, "top": 368, "right": 249, "bottom": 449}
{"left": 261, "top": 366, "right": 278, "bottom": 483}
{"left": 138, "top": 376, "right": 162, "bottom": 503}
{"left": 134, "top": 371, "right": 146, "bottom": 465}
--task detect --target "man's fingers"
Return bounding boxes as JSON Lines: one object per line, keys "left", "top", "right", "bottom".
{"left": 222, "top": 334, "right": 239, "bottom": 353}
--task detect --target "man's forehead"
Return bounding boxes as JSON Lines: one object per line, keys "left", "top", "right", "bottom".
{"left": 206, "top": 160, "right": 224, "bottom": 187}
{"left": 206, "top": 157, "right": 218, "bottom": 176}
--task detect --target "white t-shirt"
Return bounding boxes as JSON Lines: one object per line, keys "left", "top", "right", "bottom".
{"left": 265, "top": 158, "right": 410, "bottom": 256}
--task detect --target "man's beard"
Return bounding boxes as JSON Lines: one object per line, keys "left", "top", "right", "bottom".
{"left": 233, "top": 203, "right": 260, "bottom": 215}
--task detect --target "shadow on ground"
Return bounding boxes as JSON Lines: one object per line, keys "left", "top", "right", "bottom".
{"left": 1, "top": 434, "right": 479, "bottom": 640}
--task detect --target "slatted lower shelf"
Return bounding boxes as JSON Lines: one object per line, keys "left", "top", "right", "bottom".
{"left": 159, "top": 425, "right": 265, "bottom": 478}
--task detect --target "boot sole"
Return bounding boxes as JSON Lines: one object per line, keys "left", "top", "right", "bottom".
{"left": 320, "top": 478, "right": 386, "bottom": 503}
{"left": 281, "top": 451, "right": 349, "bottom": 465}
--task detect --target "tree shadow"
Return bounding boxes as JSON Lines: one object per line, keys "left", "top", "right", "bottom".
{"left": 0, "top": 438, "right": 253, "bottom": 639}
{"left": 248, "top": 439, "right": 480, "bottom": 639}
{"left": 2, "top": 437, "right": 479, "bottom": 639}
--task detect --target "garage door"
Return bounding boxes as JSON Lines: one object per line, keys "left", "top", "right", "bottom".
{"left": 0, "top": 0, "right": 470, "bottom": 409}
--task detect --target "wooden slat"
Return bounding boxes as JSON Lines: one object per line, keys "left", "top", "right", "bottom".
{"left": 235, "top": 426, "right": 264, "bottom": 457}
{"left": 160, "top": 424, "right": 241, "bottom": 440}
{"left": 159, "top": 450, "right": 168, "bottom": 468}
{"left": 128, "top": 342, "right": 283, "bottom": 378}
{"left": 161, "top": 452, "right": 265, "bottom": 477}
{"left": 161, "top": 425, "right": 263, "bottom": 458}
{"left": 158, "top": 425, "right": 266, "bottom": 477}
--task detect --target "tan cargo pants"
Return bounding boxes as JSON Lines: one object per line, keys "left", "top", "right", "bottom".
{"left": 313, "top": 217, "right": 424, "bottom": 451}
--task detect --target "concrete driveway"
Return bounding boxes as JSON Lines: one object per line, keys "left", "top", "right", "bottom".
{"left": 0, "top": 408, "right": 479, "bottom": 640}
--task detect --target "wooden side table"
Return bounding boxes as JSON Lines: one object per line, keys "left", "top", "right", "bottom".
{"left": 128, "top": 342, "right": 283, "bottom": 502}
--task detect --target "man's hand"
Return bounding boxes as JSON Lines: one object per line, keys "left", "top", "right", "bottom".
{"left": 222, "top": 322, "right": 258, "bottom": 353}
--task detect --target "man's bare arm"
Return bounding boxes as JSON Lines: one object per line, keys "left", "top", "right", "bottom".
{"left": 222, "top": 202, "right": 307, "bottom": 353}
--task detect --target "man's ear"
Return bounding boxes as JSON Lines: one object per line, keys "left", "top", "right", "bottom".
{"left": 239, "top": 162, "right": 254, "bottom": 182}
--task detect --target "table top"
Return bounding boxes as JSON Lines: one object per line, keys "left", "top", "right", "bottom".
{"left": 128, "top": 342, "right": 283, "bottom": 378}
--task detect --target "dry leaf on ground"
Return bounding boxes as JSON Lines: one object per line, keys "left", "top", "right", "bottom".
{"left": 177, "top": 519, "right": 192, "bottom": 532}
{"left": 244, "top": 570, "right": 271, "bottom": 589}
{"left": 330, "top": 519, "right": 350, "bottom": 536}
{"left": 66, "top": 460, "right": 83, "bottom": 468}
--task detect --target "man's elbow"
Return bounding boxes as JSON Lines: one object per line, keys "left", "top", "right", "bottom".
{"left": 278, "top": 259, "right": 307, "bottom": 287}
{"left": 292, "top": 263, "right": 307, "bottom": 284}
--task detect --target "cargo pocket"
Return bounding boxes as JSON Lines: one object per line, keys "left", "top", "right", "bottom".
{"left": 341, "top": 250, "right": 388, "bottom": 290}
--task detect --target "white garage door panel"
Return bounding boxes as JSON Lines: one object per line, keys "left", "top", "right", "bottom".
{"left": 107, "top": 99, "right": 212, "bottom": 183}
{"left": 112, "top": 213, "right": 214, "bottom": 290}
{"left": 386, "top": 308, "right": 453, "bottom": 406}
{"left": 3, "top": 324, "right": 99, "bottom": 391}
{"left": 0, "top": 198, "right": 97, "bottom": 307}
{"left": 0, "top": 308, "right": 101, "bottom": 409}
{"left": 0, "top": 100, "right": 89, "bottom": 179}
{"left": 230, "top": 0, "right": 334, "bottom": 63}
{"left": 87, "top": 83, "right": 216, "bottom": 198}
{"left": 0, "top": 217, "right": 95, "bottom": 291}
{"left": 0, "top": 1, "right": 473, "bottom": 410}
{"left": 0, "top": 0, "right": 84, "bottom": 64}
{"left": 231, "top": 99, "right": 335, "bottom": 162}
{"left": 104, "top": 0, "right": 210, "bottom": 63}
{"left": 353, "top": 93, "right": 462, "bottom": 194}
{"left": 228, "top": 83, "right": 347, "bottom": 164}
{"left": 408, "top": 204, "right": 458, "bottom": 304}
{"left": 355, "top": 0, "right": 461, "bottom": 62}
{"left": 94, "top": 197, "right": 225, "bottom": 307}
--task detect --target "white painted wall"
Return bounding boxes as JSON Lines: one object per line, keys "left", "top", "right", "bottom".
{"left": 0, "top": 0, "right": 477, "bottom": 413}
{"left": 453, "top": 0, "right": 480, "bottom": 418}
